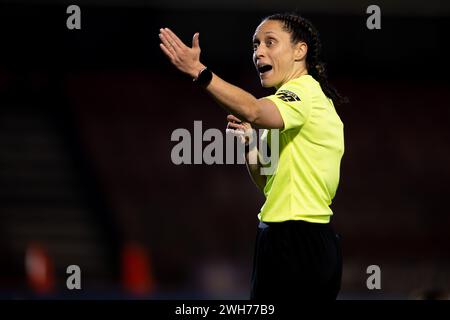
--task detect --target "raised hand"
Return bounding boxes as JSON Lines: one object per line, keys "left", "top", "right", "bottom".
{"left": 159, "top": 28, "right": 206, "bottom": 78}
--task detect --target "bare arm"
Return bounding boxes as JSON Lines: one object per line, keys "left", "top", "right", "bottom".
{"left": 245, "top": 143, "right": 266, "bottom": 194}
{"left": 227, "top": 115, "right": 266, "bottom": 193}
{"left": 159, "top": 28, "right": 284, "bottom": 130}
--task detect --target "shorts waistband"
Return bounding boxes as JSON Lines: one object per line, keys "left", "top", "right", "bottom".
{"left": 258, "top": 219, "right": 330, "bottom": 229}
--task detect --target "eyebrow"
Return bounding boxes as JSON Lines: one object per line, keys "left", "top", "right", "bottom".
{"left": 253, "top": 31, "right": 277, "bottom": 42}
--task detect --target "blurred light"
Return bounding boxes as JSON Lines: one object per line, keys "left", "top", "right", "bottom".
{"left": 121, "top": 242, "right": 155, "bottom": 296}
{"left": 25, "top": 243, "right": 55, "bottom": 294}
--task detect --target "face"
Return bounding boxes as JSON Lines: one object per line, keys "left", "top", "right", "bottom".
{"left": 252, "top": 19, "right": 306, "bottom": 88}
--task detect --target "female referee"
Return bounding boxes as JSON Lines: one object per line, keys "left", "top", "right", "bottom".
{"left": 159, "top": 12, "right": 346, "bottom": 300}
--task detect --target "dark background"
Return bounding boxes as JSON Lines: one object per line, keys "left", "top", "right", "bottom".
{"left": 0, "top": 0, "right": 449, "bottom": 299}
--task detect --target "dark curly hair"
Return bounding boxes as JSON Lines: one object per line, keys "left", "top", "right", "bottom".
{"left": 265, "top": 12, "right": 348, "bottom": 106}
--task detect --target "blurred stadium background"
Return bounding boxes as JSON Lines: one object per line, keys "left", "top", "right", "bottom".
{"left": 0, "top": 0, "right": 449, "bottom": 299}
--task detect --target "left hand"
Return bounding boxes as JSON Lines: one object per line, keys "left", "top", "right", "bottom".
{"left": 159, "top": 28, "right": 206, "bottom": 78}
{"left": 226, "top": 114, "right": 254, "bottom": 146}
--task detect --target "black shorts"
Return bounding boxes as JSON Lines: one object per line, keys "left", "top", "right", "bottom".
{"left": 250, "top": 220, "right": 342, "bottom": 301}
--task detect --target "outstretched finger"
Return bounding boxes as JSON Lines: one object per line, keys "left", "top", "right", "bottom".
{"left": 164, "top": 28, "right": 186, "bottom": 49}
{"left": 159, "top": 32, "right": 177, "bottom": 56}
{"left": 160, "top": 43, "right": 175, "bottom": 61}
{"left": 227, "top": 114, "right": 242, "bottom": 123}
{"left": 227, "top": 122, "right": 246, "bottom": 131}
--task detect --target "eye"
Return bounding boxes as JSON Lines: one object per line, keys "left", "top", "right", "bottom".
{"left": 252, "top": 42, "right": 259, "bottom": 51}
{"left": 266, "top": 39, "right": 275, "bottom": 47}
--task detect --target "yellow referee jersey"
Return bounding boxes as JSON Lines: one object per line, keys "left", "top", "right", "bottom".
{"left": 258, "top": 74, "right": 344, "bottom": 223}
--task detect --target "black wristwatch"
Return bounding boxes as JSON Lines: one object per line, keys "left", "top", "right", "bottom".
{"left": 193, "top": 67, "right": 213, "bottom": 87}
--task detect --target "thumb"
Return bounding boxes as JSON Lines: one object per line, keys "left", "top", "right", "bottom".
{"left": 192, "top": 32, "right": 200, "bottom": 49}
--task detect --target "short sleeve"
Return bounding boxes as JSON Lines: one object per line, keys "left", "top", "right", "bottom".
{"left": 265, "top": 81, "right": 311, "bottom": 133}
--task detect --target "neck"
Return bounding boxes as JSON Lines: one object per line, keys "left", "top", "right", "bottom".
{"left": 275, "top": 67, "right": 309, "bottom": 90}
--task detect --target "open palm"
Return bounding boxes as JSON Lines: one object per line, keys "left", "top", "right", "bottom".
{"left": 159, "top": 28, "right": 205, "bottom": 78}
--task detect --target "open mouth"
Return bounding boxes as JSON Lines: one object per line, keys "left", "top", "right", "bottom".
{"left": 257, "top": 65, "right": 273, "bottom": 74}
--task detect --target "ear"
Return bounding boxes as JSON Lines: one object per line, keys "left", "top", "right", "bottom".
{"left": 294, "top": 41, "right": 308, "bottom": 61}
